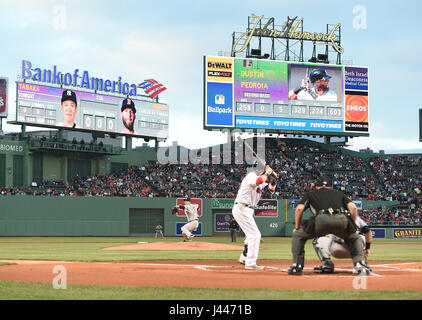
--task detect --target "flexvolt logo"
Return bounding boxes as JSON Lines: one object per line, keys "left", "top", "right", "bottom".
{"left": 21, "top": 59, "right": 138, "bottom": 96}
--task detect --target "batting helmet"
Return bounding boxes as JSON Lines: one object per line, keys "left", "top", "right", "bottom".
{"left": 309, "top": 69, "right": 332, "bottom": 83}
{"left": 247, "top": 159, "right": 265, "bottom": 175}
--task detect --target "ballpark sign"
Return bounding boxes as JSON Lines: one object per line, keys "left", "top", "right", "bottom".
{"left": 233, "top": 14, "right": 344, "bottom": 55}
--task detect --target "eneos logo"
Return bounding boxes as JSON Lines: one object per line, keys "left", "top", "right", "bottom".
{"left": 345, "top": 94, "right": 368, "bottom": 122}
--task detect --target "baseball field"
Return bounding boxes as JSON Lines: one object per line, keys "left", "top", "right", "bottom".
{"left": 0, "top": 236, "right": 421, "bottom": 301}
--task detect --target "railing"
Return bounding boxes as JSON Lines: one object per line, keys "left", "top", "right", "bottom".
{"left": 28, "top": 138, "right": 122, "bottom": 154}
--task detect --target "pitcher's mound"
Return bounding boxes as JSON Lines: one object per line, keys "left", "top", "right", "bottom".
{"left": 104, "top": 241, "right": 242, "bottom": 251}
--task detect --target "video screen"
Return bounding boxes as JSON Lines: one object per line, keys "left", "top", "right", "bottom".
{"left": 16, "top": 82, "right": 169, "bottom": 139}
{"left": 288, "top": 64, "right": 343, "bottom": 102}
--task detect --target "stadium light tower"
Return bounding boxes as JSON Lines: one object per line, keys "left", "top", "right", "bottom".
{"left": 419, "top": 109, "right": 422, "bottom": 142}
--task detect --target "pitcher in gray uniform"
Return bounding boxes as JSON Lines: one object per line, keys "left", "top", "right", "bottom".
{"left": 288, "top": 177, "right": 372, "bottom": 276}
{"left": 175, "top": 198, "right": 199, "bottom": 242}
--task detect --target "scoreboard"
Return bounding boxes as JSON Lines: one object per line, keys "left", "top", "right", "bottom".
{"left": 16, "top": 82, "right": 169, "bottom": 139}
{"left": 204, "top": 56, "right": 369, "bottom": 136}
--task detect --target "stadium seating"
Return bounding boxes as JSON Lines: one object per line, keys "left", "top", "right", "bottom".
{"left": 2, "top": 138, "right": 421, "bottom": 226}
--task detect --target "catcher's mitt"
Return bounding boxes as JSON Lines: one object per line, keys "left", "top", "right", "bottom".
{"left": 171, "top": 206, "right": 178, "bottom": 215}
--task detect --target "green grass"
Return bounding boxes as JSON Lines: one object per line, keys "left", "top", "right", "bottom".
{"left": 0, "top": 281, "right": 421, "bottom": 300}
{"left": 0, "top": 236, "right": 420, "bottom": 262}
{"left": 0, "top": 237, "right": 421, "bottom": 300}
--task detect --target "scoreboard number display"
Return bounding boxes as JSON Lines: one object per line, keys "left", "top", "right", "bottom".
{"left": 204, "top": 56, "right": 369, "bottom": 136}
{"left": 16, "top": 82, "right": 169, "bottom": 139}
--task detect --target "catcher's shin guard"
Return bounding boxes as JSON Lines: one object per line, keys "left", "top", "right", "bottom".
{"left": 313, "top": 260, "right": 335, "bottom": 274}
{"left": 312, "top": 238, "right": 331, "bottom": 261}
{"left": 312, "top": 238, "right": 334, "bottom": 273}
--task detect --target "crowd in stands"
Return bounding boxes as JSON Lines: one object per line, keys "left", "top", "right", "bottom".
{"left": 359, "top": 207, "right": 422, "bottom": 225}
{"left": 2, "top": 138, "right": 422, "bottom": 225}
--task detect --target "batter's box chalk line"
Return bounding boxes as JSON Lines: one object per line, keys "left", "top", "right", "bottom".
{"left": 369, "top": 263, "right": 421, "bottom": 272}
{"left": 279, "top": 267, "right": 383, "bottom": 277}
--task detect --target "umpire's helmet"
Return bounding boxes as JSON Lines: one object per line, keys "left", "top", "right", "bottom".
{"left": 309, "top": 68, "right": 332, "bottom": 83}
{"left": 315, "top": 177, "right": 333, "bottom": 187}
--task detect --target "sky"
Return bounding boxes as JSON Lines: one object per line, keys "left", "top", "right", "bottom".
{"left": 1, "top": 0, "right": 421, "bottom": 153}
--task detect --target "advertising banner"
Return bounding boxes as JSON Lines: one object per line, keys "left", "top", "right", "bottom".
{"left": 16, "top": 82, "right": 169, "bottom": 138}
{"left": 212, "top": 198, "right": 235, "bottom": 209}
{"left": 345, "top": 91, "right": 369, "bottom": 132}
{"left": 345, "top": 67, "right": 368, "bottom": 91}
{"left": 393, "top": 228, "right": 422, "bottom": 239}
{"left": 215, "top": 213, "right": 236, "bottom": 232}
{"left": 205, "top": 82, "right": 234, "bottom": 127}
{"left": 371, "top": 228, "right": 386, "bottom": 239}
{"left": 206, "top": 56, "right": 233, "bottom": 83}
{"left": 235, "top": 115, "right": 343, "bottom": 132}
{"left": 0, "top": 77, "right": 7, "bottom": 117}
{"left": 255, "top": 199, "right": 278, "bottom": 217}
{"left": 176, "top": 222, "right": 202, "bottom": 236}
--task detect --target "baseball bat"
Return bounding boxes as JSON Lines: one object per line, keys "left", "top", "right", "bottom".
{"left": 237, "top": 136, "right": 278, "bottom": 178}
{"left": 305, "top": 66, "right": 318, "bottom": 100}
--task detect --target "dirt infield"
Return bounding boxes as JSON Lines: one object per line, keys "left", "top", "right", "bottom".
{"left": 103, "top": 241, "right": 243, "bottom": 251}
{"left": 0, "top": 258, "right": 421, "bottom": 291}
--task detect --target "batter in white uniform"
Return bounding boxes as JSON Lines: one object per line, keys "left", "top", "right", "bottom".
{"left": 175, "top": 198, "right": 199, "bottom": 242}
{"left": 233, "top": 164, "right": 276, "bottom": 270}
{"left": 288, "top": 68, "right": 338, "bottom": 102}
{"left": 312, "top": 216, "right": 373, "bottom": 273}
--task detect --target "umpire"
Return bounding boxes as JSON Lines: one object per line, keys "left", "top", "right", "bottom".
{"left": 288, "top": 177, "right": 371, "bottom": 276}
{"left": 229, "top": 217, "right": 239, "bottom": 243}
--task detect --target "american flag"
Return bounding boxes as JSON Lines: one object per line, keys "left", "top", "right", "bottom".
{"left": 138, "top": 79, "right": 167, "bottom": 98}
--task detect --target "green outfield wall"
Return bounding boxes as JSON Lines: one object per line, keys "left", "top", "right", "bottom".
{"left": 0, "top": 196, "right": 404, "bottom": 238}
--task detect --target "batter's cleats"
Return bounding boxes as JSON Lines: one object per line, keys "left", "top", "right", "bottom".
{"left": 238, "top": 254, "right": 246, "bottom": 265}
{"left": 288, "top": 264, "right": 303, "bottom": 275}
{"left": 245, "top": 265, "right": 265, "bottom": 270}
{"left": 353, "top": 261, "right": 372, "bottom": 276}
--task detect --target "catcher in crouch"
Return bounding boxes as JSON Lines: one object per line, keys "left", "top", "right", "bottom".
{"left": 172, "top": 197, "right": 199, "bottom": 242}
{"left": 312, "top": 216, "right": 373, "bottom": 273}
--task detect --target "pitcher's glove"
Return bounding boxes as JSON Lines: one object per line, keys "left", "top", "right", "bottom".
{"left": 171, "top": 206, "right": 178, "bottom": 215}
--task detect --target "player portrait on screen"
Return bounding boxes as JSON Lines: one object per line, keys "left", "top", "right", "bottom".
{"left": 288, "top": 68, "right": 338, "bottom": 102}
{"left": 121, "top": 98, "right": 136, "bottom": 134}
{"left": 59, "top": 89, "right": 78, "bottom": 128}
